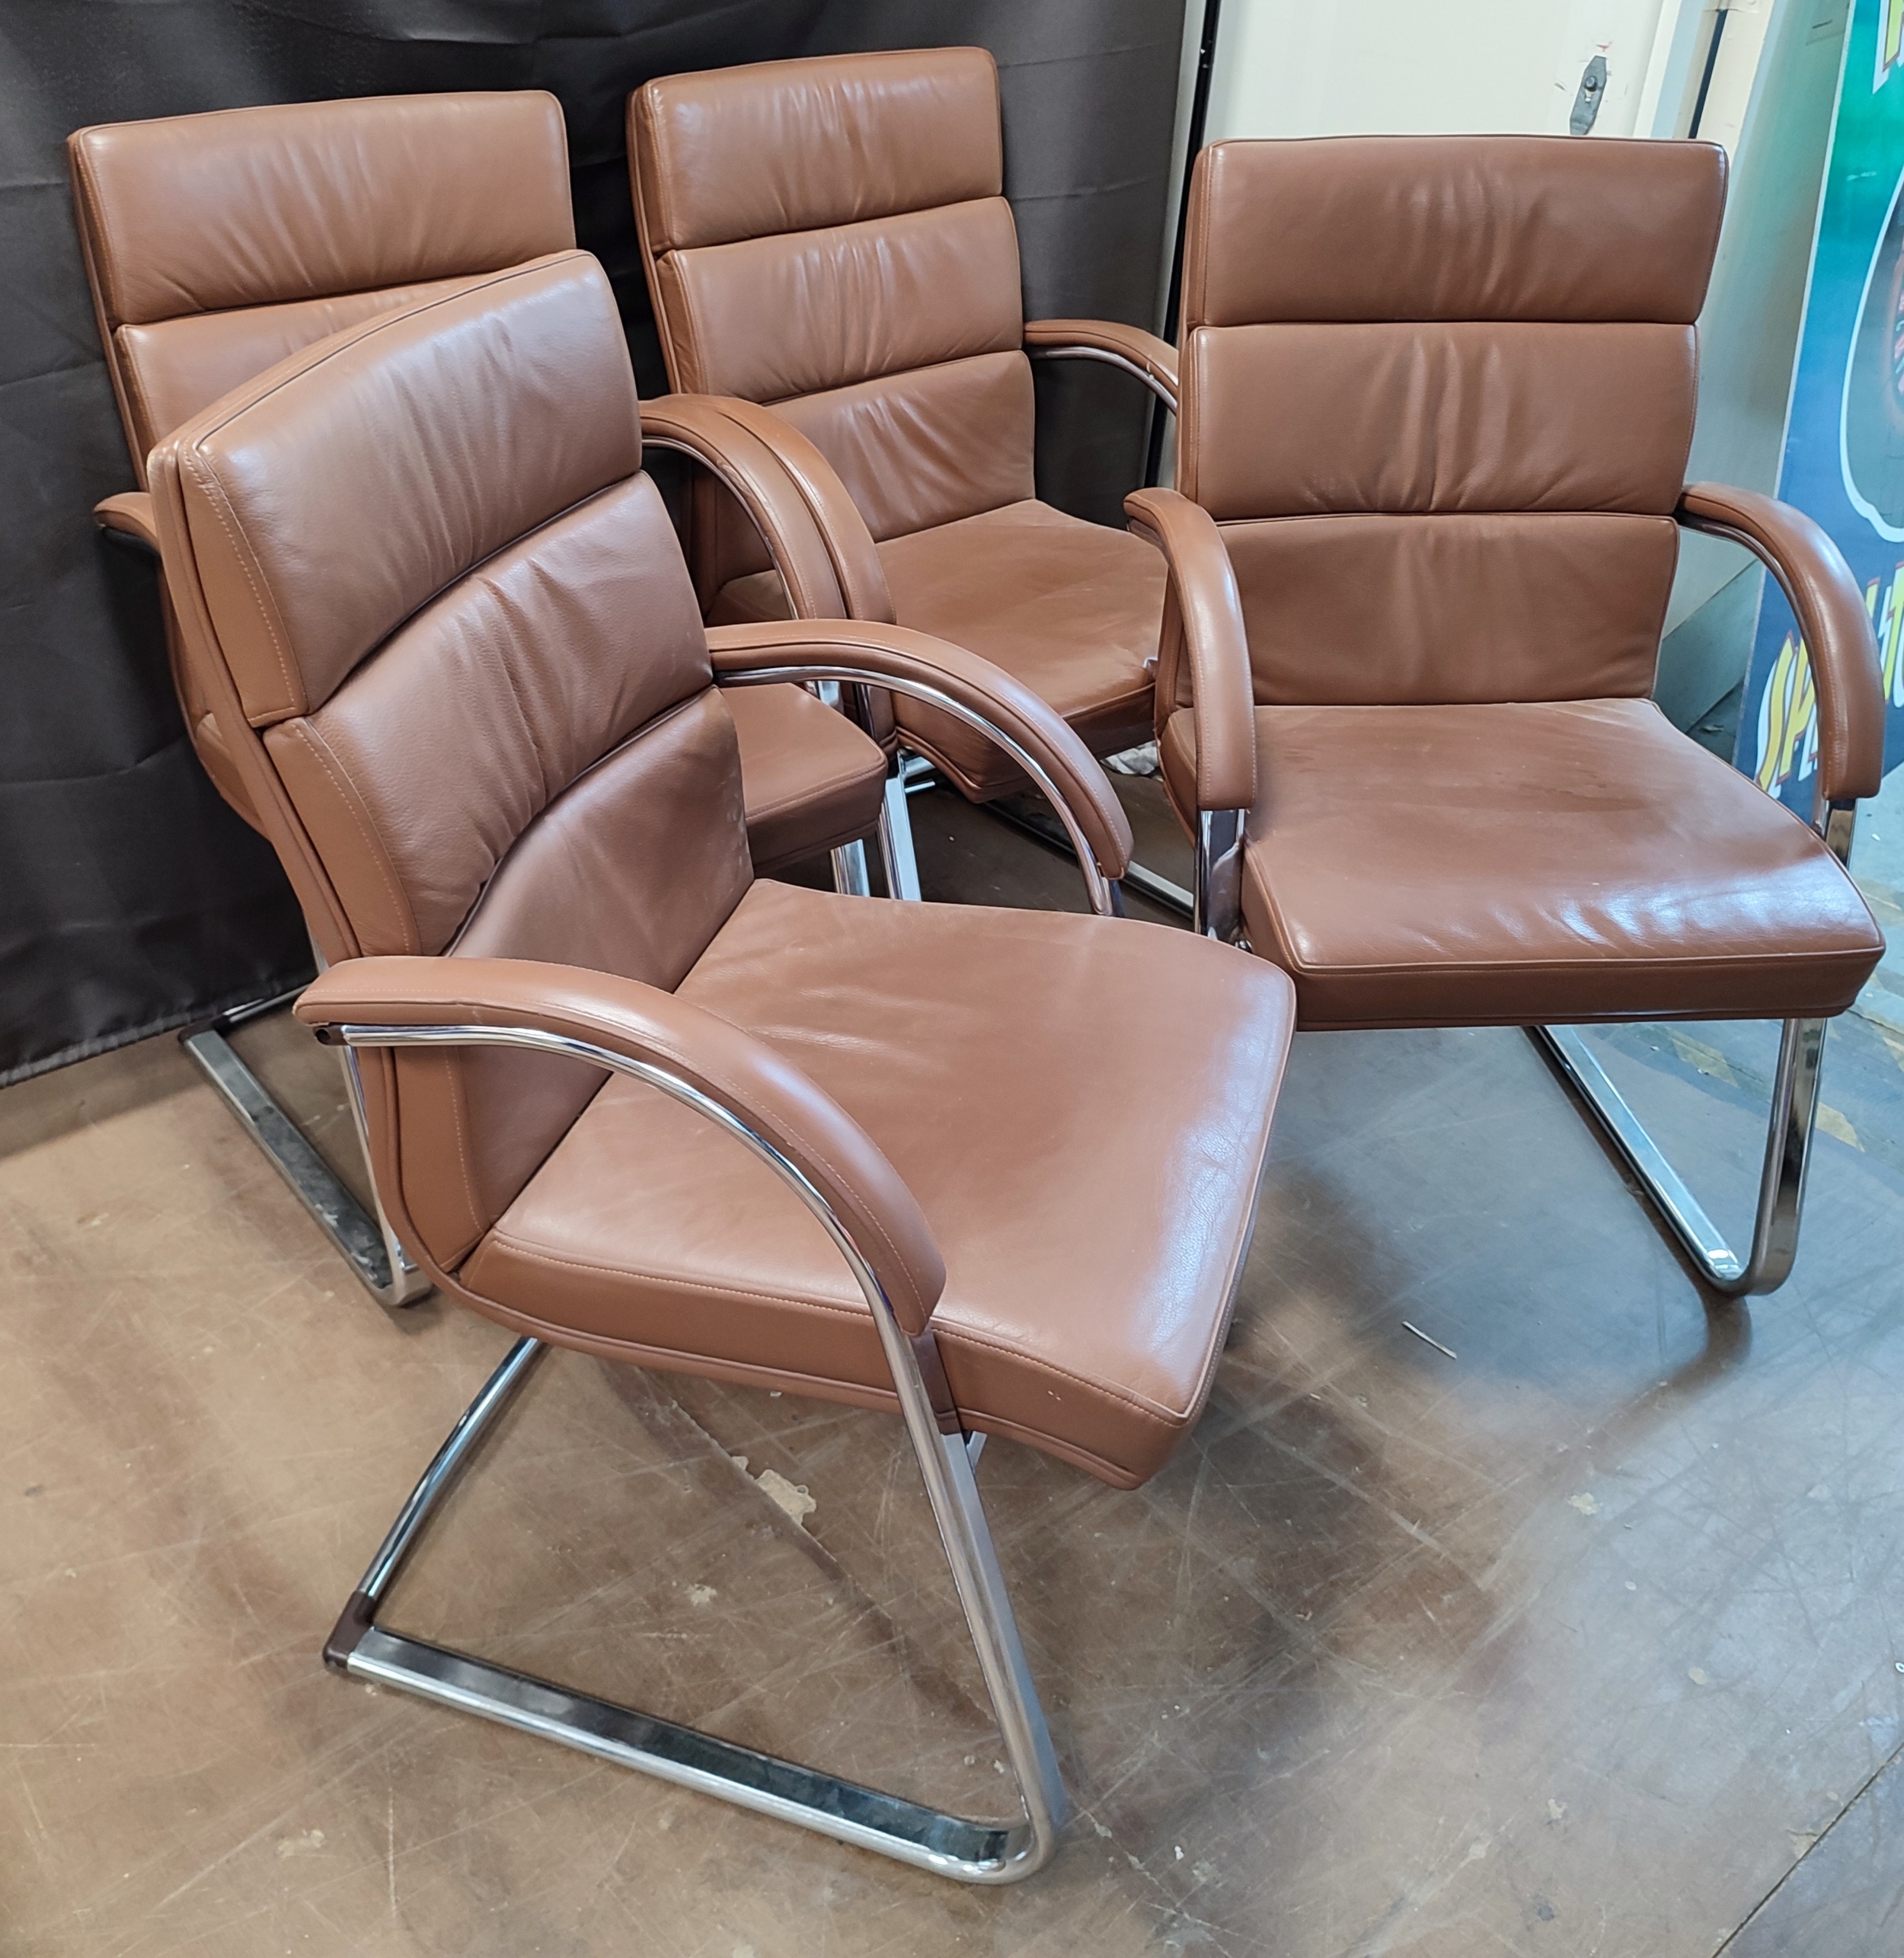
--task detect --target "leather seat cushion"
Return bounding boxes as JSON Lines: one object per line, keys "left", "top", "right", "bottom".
{"left": 727, "top": 682, "right": 885, "bottom": 872}
{"left": 1160, "top": 699, "right": 1884, "bottom": 1028}
{"left": 877, "top": 500, "right": 1161, "bottom": 794}
{"left": 458, "top": 879, "right": 1295, "bottom": 1487}
{"left": 717, "top": 500, "right": 1162, "bottom": 799}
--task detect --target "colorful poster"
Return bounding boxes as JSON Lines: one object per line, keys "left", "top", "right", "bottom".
{"left": 1739, "top": 0, "right": 1904, "bottom": 806}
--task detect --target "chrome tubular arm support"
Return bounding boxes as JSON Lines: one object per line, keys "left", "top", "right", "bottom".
{"left": 718, "top": 663, "right": 1124, "bottom": 918}
{"left": 1026, "top": 343, "right": 1179, "bottom": 410}
{"left": 1194, "top": 808, "right": 1246, "bottom": 944}
{"left": 318, "top": 1019, "right": 1067, "bottom": 1884}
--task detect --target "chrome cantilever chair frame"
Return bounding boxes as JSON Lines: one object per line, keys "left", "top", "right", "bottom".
{"left": 1187, "top": 519, "right": 1862, "bottom": 1298}
{"left": 319, "top": 1019, "right": 1069, "bottom": 1885}
{"left": 180, "top": 991, "right": 430, "bottom": 1306}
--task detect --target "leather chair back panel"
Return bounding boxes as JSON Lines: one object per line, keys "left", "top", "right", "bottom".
{"left": 159, "top": 254, "right": 749, "bottom": 1268}
{"left": 174, "top": 254, "right": 637, "bottom": 727}
{"left": 1183, "top": 321, "right": 1697, "bottom": 521}
{"left": 656, "top": 197, "right": 1023, "bottom": 402}
{"left": 775, "top": 350, "right": 1037, "bottom": 544}
{"left": 260, "top": 475, "right": 720, "bottom": 960}
{"left": 633, "top": 48, "right": 1002, "bottom": 254}
{"left": 1222, "top": 512, "right": 1676, "bottom": 706}
{"left": 115, "top": 278, "right": 474, "bottom": 466}
{"left": 69, "top": 92, "right": 573, "bottom": 331}
{"left": 1184, "top": 136, "right": 1724, "bottom": 329}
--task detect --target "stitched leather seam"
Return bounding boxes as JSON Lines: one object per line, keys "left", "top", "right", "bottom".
{"left": 478, "top": 1235, "right": 1183, "bottom": 1423}
{"left": 479, "top": 1235, "right": 867, "bottom": 1317}
{"left": 286, "top": 720, "right": 417, "bottom": 954}
{"left": 182, "top": 453, "right": 301, "bottom": 715}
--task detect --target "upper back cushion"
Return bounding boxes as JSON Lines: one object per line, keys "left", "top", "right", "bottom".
{"left": 69, "top": 91, "right": 574, "bottom": 328}
{"left": 168, "top": 251, "right": 637, "bottom": 725}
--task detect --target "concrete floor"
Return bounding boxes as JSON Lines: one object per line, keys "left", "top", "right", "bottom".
{"left": 3, "top": 777, "right": 1902, "bottom": 1957}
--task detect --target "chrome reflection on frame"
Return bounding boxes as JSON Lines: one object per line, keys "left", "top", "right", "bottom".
{"left": 320, "top": 1019, "right": 1069, "bottom": 1885}
{"left": 1194, "top": 807, "right": 1245, "bottom": 944}
{"left": 1025, "top": 343, "right": 1179, "bottom": 410}
{"left": 179, "top": 1001, "right": 430, "bottom": 1308}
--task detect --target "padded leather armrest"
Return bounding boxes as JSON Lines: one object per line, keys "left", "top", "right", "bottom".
{"left": 664, "top": 394, "right": 895, "bottom": 625}
{"left": 295, "top": 954, "right": 947, "bottom": 1334}
{"left": 1124, "top": 488, "right": 1256, "bottom": 813}
{"left": 1679, "top": 484, "right": 1886, "bottom": 803}
{"left": 640, "top": 396, "right": 848, "bottom": 621}
{"left": 94, "top": 489, "right": 161, "bottom": 553}
{"left": 708, "top": 618, "right": 1134, "bottom": 881}
{"left": 1024, "top": 319, "right": 1179, "bottom": 409}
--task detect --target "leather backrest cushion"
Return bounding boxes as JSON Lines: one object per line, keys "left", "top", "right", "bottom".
{"left": 115, "top": 278, "right": 475, "bottom": 462}
{"left": 634, "top": 48, "right": 1001, "bottom": 254}
{"left": 1224, "top": 512, "right": 1676, "bottom": 705}
{"left": 69, "top": 92, "right": 574, "bottom": 327}
{"left": 1185, "top": 136, "right": 1725, "bottom": 329}
{"left": 656, "top": 198, "right": 1022, "bottom": 401}
{"left": 1186, "top": 318, "right": 1697, "bottom": 521}
{"left": 171, "top": 253, "right": 639, "bottom": 725}
{"left": 260, "top": 474, "right": 719, "bottom": 960}
{"left": 775, "top": 350, "right": 1035, "bottom": 541}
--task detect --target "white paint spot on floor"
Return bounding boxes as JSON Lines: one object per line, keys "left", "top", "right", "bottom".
{"left": 275, "top": 1830, "right": 325, "bottom": 1857}
{"left": 1567, "top": 1493, "right": 1599, "bottom": 1516}
{"left": 685, "top": 1585, "right": 717, "bottom": 1608}
{"left": 756, "top": 1468, "right": 815, "bottom": 1524}
{"left": 1547, "top": 1800, "right": 1567, "bottom": 1824}
{"left": 1688, "top": 1668, "right": 1710, "bottom": 1685}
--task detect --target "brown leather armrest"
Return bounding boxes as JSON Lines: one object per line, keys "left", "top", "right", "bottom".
{"left": 666, "top": 395, "right": 895, "bottom": 626}
{"left": 639, "top": 396, "right": 848, "bottom": 621}
{"left": 1024, "top": 319, "right": 1179, "bottom": 410}
{"left": 707, "top": 618, "right": 1135, "bottom": 883}
{"left": 94, "top": 489, "right": 161, "bottom": 553}
{"left": 1679, "top": 484, "right": 1885, "bottom": 803}
{"left": 1124, "top": 488, "right": 1256, "bottom": 813}
{"left": 296, "top": 954, "right": 946, "bottom": 1334}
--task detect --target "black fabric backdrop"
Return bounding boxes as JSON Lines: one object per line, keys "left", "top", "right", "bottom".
{"left": 0, "top": 0, "right": 1185, "bottom": 1084}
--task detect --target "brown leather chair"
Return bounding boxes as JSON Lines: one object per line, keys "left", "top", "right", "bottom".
{"left": 69, "top": 92, "right": 902, "bottom": 1300}
{"left": 628, "top": 48, "right": 1181, "bottom": 828}
{"left": 69, "top": 91, "right": 889, "bottom": 884}
{"left": 146, "top": 249, "right": 1295, "bottom": 1880}
{"left": 1133, "top": 135, "right": 1886, "bottom": 1297}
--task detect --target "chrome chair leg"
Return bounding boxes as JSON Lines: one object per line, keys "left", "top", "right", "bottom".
{"left": 319, "top": 1019, "right": 1069, "bottom": 1884}
{"left": 324, "top": 1332, "right": 1066, "bottom": 1883}
{"left": 829, "top": 839, "right": 872, "bottom": 896}
{"left": 180, "top": 995, "right": 429, "bottom": 1306}
{"left": 1532, "top": 1015, "right": 1829, "bottom": 1296}
{"left": 878, "top": 755, "right": 925, "bottom": 901}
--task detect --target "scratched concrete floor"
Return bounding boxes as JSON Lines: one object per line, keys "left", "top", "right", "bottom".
{"left": 3, "top": 778, "right": 1902, "bottom": 1957}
